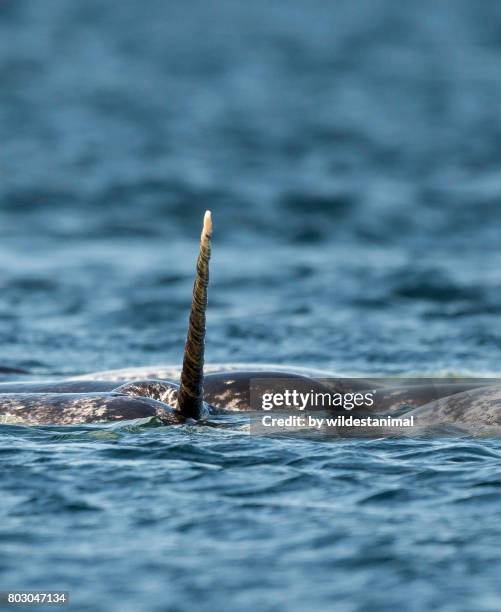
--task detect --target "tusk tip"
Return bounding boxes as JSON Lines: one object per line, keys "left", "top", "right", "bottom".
{"left": 203, "top": 210, "right": 212, "bottom": 237}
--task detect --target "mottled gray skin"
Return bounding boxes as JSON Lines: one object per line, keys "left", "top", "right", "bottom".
{"left": 0, "top": 367, "right": 500, "bottom": 430}
{"left": 0, "top": 370, "right": 392, "bottom": 424}
{"left": 0, "top": 378, "right": 182, "bottom": 425}
{"left": 203, "top": 371, "right": 345, "bottom": 411}
{"left": 0, "top": 392, "right": 181, "bottom": 426}
{"left": 409, "top": 385, "right": 501, "bottom": 429}
{"left": 0, "top": 371, "right": 338, "bottom": 424}
{"left": 371, "top": 382, "right": 493, "bottom": 413}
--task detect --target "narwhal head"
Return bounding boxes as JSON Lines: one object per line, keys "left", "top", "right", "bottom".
{"left": 176, "top": 210, "right": 212, "bottom": 420}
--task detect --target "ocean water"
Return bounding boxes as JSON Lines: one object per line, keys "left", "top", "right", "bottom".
{"left": 1, "top": 1, "right": 501, "bottom": 610}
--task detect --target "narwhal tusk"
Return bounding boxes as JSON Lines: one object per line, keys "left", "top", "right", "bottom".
{"left": 177, "top": 210, "right": 212, "bottom": 419}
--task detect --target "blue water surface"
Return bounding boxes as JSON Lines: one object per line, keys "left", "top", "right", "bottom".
{"left": 1, "top": 1, "right": 501, "bottom": 610}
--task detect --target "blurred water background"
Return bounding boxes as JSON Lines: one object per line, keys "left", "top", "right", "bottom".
{"left": 2, "top": 1, "right": 501, "bottom": 611}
